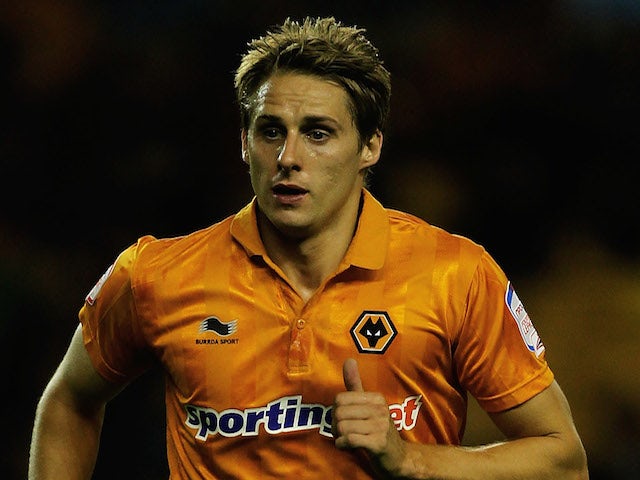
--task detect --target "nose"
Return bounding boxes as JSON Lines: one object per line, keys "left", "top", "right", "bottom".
{"left": 277, "top": 134, "right": 301, "bottom": 171}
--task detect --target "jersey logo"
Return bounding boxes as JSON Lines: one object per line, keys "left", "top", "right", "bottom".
{"left": 184, "top": 393, "right": 421, "bottom": 441}
{"left": 200, "top": 317, "right": 238, "bottom": 337}
{"left": 505, "top": 282, "right": 545, "bottom": 357}
{"left": 85, "top": 263, "right": 115, "bottom": 306}
{"left": 350, "top": 310, "right": 397, "bottom": 354}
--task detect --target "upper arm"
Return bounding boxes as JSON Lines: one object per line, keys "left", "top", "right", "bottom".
{"left": 489, "top": 380, "right": 578, "bottom": 439}
{"left": 489, "top": 380, "right": 587, "bottom": 472}
{"left": 45, "top": 324, "right": 125, "bottom": 410}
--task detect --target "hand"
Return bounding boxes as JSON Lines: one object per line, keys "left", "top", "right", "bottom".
{"left": 332, "top": 358, "right": 407, "bottom": 476}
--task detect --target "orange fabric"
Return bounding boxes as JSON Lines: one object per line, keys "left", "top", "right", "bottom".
{"left": 80, "top": 189, "right": 553, "bottom": 479}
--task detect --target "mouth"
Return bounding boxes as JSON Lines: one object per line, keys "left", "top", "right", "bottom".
{"left": 272, "top": 183, "right": 308, "bottom": 204}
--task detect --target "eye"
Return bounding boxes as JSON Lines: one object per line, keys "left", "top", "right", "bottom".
{"left": 262, "top": 127, "right": 282, "bottom": 140}
{"left": 306, "top": 129, "right": 329, "bottom": 141}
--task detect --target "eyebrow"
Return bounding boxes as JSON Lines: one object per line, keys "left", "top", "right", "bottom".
{"left": 254, "top": 114, "right": 281, "bottom": 123}
{"left": 255, "top": 114, "right": 341, "bottom": 128}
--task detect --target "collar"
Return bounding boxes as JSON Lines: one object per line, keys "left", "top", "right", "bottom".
{"left": 230, "top": 188, "right": 388, "bottom": 270}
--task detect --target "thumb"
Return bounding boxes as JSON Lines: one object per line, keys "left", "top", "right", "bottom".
{"left": 342, "top": 358, "right": 364, "bottom": 392}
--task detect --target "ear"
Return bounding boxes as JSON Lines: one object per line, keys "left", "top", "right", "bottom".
{"left": 241, "top": 129, "right": 249, "bottom": 164}
{"left": 360, "top": 130, "right": 383, "bottom": 169}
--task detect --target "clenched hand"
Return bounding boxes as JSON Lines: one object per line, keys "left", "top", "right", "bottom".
{"left": 332, "top": 358, "right": 408, "bottom": 476}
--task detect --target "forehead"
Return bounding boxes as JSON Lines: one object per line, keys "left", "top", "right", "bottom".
{"left": 251, "top": 72, "right": 352, "bottom": 122}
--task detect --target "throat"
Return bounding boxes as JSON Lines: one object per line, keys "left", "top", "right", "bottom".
{"left": 278, "top": 247, "right": 339, "bottom": 302}
{"left": 256, "top": 197, "right": 361, "bottom": 301}
{"left": 268, "top": 231, "right": 350, "bottom": 303}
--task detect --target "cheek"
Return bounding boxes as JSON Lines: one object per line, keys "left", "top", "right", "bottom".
{"left": 247, "top": 140, "right": 277, "bottom": 171}
{"left": 247, "top": 155, "right": 273, "bottom": 190}
{"left": 247, "top": 159, "right": 263, "bottom": 180}
{"left": 320, "top": 162, "right": 356, "bottom": 193}
{"left": 327, "top": 151, "right": 362, "bottom": 178}
{"left": 245, "top": 145, "right": 265, "bottom": 172}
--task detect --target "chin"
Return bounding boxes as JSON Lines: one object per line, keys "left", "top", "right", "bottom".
{"left": 260, "top": 209, "right": 312, "bottom": 238}
{"left": 272, "top": 219, "right": 313, "bottom": 239}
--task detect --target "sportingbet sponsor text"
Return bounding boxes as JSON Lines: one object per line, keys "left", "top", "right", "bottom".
{"left": 186, "top": 394, "right": 422, "bottom": 440}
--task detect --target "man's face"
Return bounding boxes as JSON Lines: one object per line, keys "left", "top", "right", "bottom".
{"left": 242, "top": 72, "right": 380, "bottom": 239}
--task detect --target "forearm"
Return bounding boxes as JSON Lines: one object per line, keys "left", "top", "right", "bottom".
{"left": 29, "top": 392, "right": 104, "bottom": 480}
{"left": 389, "top": 435, "right": 588, "bottom": 480}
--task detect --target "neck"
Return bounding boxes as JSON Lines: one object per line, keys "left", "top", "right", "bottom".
{"left": 258, "top": 198, "right": 362, "bottom": 302}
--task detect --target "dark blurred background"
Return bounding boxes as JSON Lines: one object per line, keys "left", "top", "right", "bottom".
{"left": 2, "top": 1, "right": 639, "bottom": 478}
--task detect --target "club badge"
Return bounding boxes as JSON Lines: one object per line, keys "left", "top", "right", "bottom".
{"left": 350, "top": 310, "right": 397, "bottom": 354}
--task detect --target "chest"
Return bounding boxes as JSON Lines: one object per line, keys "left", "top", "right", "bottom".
{"left": 140, "top": 257, "right": 456, "bottom": 408}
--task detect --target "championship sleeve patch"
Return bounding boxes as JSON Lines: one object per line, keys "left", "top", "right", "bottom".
{"left": 85, "top": 263, "right": 115, "bottom": 306}
{"left": 505, "top": 282, "right": 545, "bottom": 357}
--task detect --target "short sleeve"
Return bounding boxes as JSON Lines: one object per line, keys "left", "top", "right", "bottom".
{"left": 79, "top": 237, "right": 156, "bottom": 384}
{"left": 453, "top": 251, "right": 554, "bottom": 412}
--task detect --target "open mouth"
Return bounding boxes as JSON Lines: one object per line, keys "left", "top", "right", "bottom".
{"left": 272, "top": 184, "right": 308, "bottom": 204}
{"left": 272, "top": 184, "right": 308, "bottom": 196}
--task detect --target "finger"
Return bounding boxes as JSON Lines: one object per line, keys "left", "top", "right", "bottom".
{"left": 342, "top": 358, "right": 364, "bottom": 392}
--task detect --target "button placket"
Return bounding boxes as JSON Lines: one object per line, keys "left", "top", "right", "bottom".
{"left": 288, "top": 317, "right": 311, "bottom": 373}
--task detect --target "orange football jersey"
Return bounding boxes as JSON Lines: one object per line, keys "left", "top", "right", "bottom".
{"left": 80, "top": 189, "right": 553, "bottom": 479}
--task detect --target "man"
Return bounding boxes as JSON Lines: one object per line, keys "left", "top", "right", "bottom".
{"left": 29, "top": 16, "right": 588, "bottom": 479}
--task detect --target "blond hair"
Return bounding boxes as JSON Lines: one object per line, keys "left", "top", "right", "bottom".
{"left": 234, "top": 16, "right": 391, "bottom": 148}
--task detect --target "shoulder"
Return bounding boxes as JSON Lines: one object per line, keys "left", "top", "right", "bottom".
{"left": 386, "top": 207, "right": 486, "bottom": 263}
{"left": 126, "top": 215, "right": 236, "bottom": 282}
{"left": 383, "top": 207, "right": 505, "bottom": 302}
{"left": 137, "top": 216, "right": 234, "bottom": 258}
